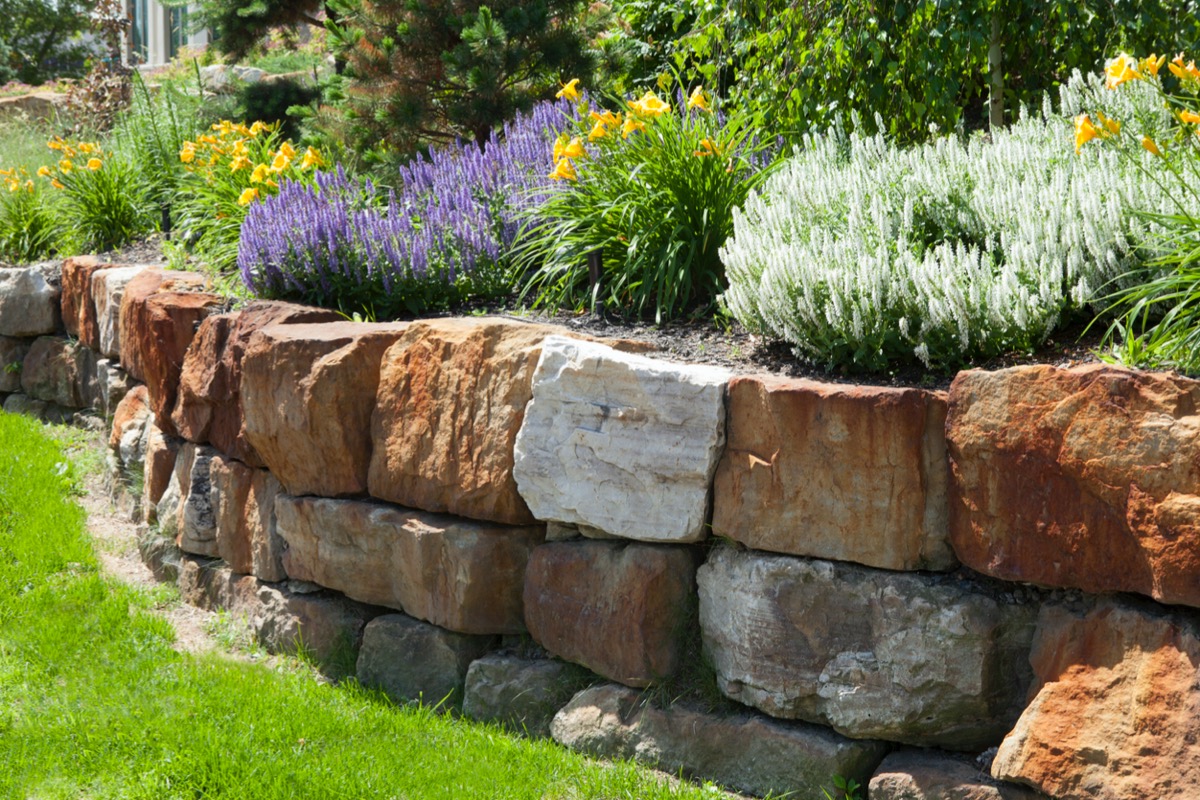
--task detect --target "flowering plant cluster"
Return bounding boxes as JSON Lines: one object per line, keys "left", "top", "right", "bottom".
{"left": 173, "top": 120, "right": 326, "bottom": 275}
{"left": 238, "top": 99, "right": 572, "bottom": 318}
{"left": 721, "top": 74, "right": 1173, "bottom": 370}
{"left": 520, "top": 77, "right": 775, "bottom": 321}
{"left": 1072, "top": 52, "right": 1200, "bottom": 374}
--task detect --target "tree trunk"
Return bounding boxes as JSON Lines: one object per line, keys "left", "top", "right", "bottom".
{"left": 988, "top": 11, "right": 1004, "bottom": 131}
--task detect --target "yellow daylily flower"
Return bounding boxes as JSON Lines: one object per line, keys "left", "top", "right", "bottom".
{"left": 47, "top": 138, "right": 64, "bottom": 151}
{"left": 693, "top": 138, "right": 721, "bottom": 157}
{"left": 271, "top": 153, "right": 290, "bottom": 172}
{"left": 238, "top": 187, "right": 261, "bottom": 206}
{"left": 560, "top": 137, "right": 586, "bottom": 159}
{"left": 548, "top": 158, "right": 577, "bottom": 181}
{"left": 280, "top": 141, "right": 297, "bottom": 159}
{"left": 251, "top": 164, "right": 271, "bottom": 184}
{"left": 86, "top": 157, "right": 102, "bottom": 170}
{"left": 1140, "top": 54, "right": 1167, "bottom": 77}
{"left": 6, "top": 179, "right": 18, "bottom": 192}
{"left": 553, "top": 134, "right": 568, "bottom": 162}
{"left": 588, "top": 121, "right": 608, "bottom": 141}
{"left": 300, "top": 147, "right": 324, "bottom": 170}
{"left": 1096, "top": 112, "right": 1120, "bottom": 136}
{"left": 1169, "top": 54, "right": 1200, "bottom": 81}
{"left": 180, "top": 144, "right": 196, "bottom": 163}
{"left": 24, "top": 179, "right": 33, "bottom": 191}
{"left": 1074, "top": 114, "right": 1098, "bottom": 153}
{"left": 1142, "top": 135, "right": 1162, "bottom": 156}
{"left": 58, "top": 158, "right": 73, "bottom": 173}
{"left": 249, "top": 121, "right": 270, "bottom": 136}
{"left": 230, "top": 155, "right": 252, "bottom": 172}
{"left": 78, "top": 142, "right": 96, "bottom": 154}
{"left": 629, "top": 90, "right": 670, "bottom": 117}
{"left": 36, "top": 165, "right": 52, "bottom": 178}
{"left": 622, "top": 116, "right": 646, "bottom": 138}
{"left": 51, "top": 179, "right": 64, "bottom": 189}
{"left": 556, "top": 78, "right": 582, "bottom": 102}
{"left": 1180, "top": 110, "right": 1200, "bottom": 125}
{"left": 266, "top": 179, "right": 279, "bottom": 190}
{"left": 590, "top": 109, "right": 621, "bottom": 127}
{"left": 1105, "top": 53, "right": 1139, "bottom": 89}
{"left": 687, "top": 86, "right": 709, "bottom": 112}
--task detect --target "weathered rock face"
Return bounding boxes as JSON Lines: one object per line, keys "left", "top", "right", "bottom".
{"left": 712, "top": 376, "right": 954, "bottom": 571}
{"left": 178, "top": 556, "right": 376, "bottom": 675}
{"left": 871, "top": 751, "right": 1046, "bottom": 800}
{"left": 948, "top": 365, "right": 1200, "bottom": 608}
{"left": 369, "top": 319, "right": 571, "bottom": 525}
{"left": 60, "top": 256, "right": 106, "bottom": 349}
{"left": 523, "top": 540, "right": 698, "bottom": 687}
{"left": 141, "top": 423, "right": 180, "bottom": 524}
{"left": 0, "top": 264, "right": 60, "bottom": 337}
{"left": 210, "top": 455, "right": 285, "bottom": 581}
{"left": 462, "top": 653, "right": 588, "bottom": 737}
{"left": 173, "top": 302, "right": 341, "bottom": 464}
{"left": 89, "top": 358, "right": 130, "bottom": 419}
{"left": 241, "top": 322, "right": 408, "bottom": 497}
{"left": 992, "top": 600, "right": 1200, "bottom": 800}
{"left": 513, "top": 337, "right": 729, "bottom": 542}
{"left": 139, "top": 292, "right": 225, "bottom": 437}
{"left": 160, "top": 442, "right": 219, "bottom": 558}
{"left": 356, "top": 614, "right": 497, "bottom": 706}
{"left": 0, "top": 336, "right": 31, "bottom": 393}
{"left": 20, "top": 336, "right": 88, "bottom": 408}
{"left": 276, "top": 494, "right": 543, "bottom": 634}
{"left": 93, "top": 266, "right": 144, "bottom": 359}
{"left": 117, "top": 268, "right": 211, "bottom": 384}
{"left": 552, "top": 684, "right": 889, "bottom": 798}
{"left": 109, "top": 385, "right": 151, "bottom": 456}
{"left": 697, "top": 547, "right": 1037, "bottom": 749}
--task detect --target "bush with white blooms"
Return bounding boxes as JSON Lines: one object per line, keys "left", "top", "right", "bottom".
{"left": 720, "top": 72, "right": 1183, "bottom": 370}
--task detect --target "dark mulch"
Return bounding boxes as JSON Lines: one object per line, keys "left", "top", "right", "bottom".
{"left": 87, "top": 235, "right": 1115, "bottom": 389}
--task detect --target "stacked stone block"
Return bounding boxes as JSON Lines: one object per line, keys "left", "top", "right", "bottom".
{"left": 8, "top": 254, "right": 1200, "bottom": 799}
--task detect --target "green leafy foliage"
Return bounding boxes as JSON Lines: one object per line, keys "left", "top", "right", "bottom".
{"left": 238, "top": 77, "right": 321, "bottom": 141}
{"left": 0, "top": 0, "right": 96, "bottom": 85}
{"left": 675, "top": 0, "right": 1200, "bottom": 145}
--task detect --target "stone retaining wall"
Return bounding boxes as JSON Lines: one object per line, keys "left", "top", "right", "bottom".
{"left": 5, "top": 257, "right": 1200, "bottom": 800}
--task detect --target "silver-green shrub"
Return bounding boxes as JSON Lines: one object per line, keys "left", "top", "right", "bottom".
{"left": 721, "top": 72, "right": 1183, "bottom": 370}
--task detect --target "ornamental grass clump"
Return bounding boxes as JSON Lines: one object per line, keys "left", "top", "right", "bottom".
{"left": 238, "top": 99, "right": 572, "bottom": 319}
{"left": 721, "top": 74, "right": 1178, "bottom": 372}
{"left": 517, "top": 78, "right": 776, "bottom": 322}
{"left": 1073, "top": 53, "right": 1200, "bottom": 375}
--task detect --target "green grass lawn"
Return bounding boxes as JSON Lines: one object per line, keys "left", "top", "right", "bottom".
{"left": 0, "top": 411, "right": 725, "bottom": 800}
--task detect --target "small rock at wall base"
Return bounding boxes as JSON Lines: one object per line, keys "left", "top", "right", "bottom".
{"left": 870, "top": 750, "right": 1049, "bottom": 800}
{"left": 3, "top": 392, "right": 73, "bottom": 424}
{"left": 551, "top": 683, "right": 888, "bottom": 799}
{"left": 0, "top": 336, "right": 32, "bottom": 393}
{"left": 20, "top": 336, "right": 89, "bottom": 408}
{"left": 172, "top": 443, "right": 220, "bottom": 558}
{"left": 462, "top": 652, "right": 591, "bottom": 738}
{"left": 356, "top": 614, "right": 497, "bottom": 709}
{"left": 177, "top": 557, "right": 378, "bottom": 676}
{"left": 137, "top": 525, "right": 184, "bottom": 584}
